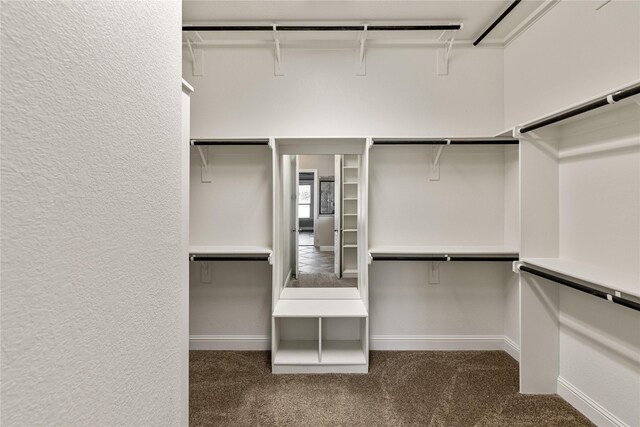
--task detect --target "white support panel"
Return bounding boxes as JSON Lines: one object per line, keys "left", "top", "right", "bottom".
{"left": 273, "top": 299, "right": 368, "bottom": 318}
{"left": 519, "top": 272, "right": 559, "bottom": 394}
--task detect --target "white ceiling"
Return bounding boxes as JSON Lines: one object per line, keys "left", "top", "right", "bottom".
{"left": 182, "top": 0, "right": 547, "bottom": 43}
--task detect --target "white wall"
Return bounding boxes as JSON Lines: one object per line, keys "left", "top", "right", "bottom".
{"left": 505, "top": 2, "right": 640, "bottom": 424}
{"left": 298, "top": 155, "right": 335, "bottom": 248}
{"left": 504, "top": 0, "right": 640, "bottom": 128}
{"left": 184, "top": 44, "right": 513, "bottom": 349}
{"left": 184, "top": 46, "right": 504, "bottom": 137}
{"left": 1, "top": 2, "right": 184, "bottom": 425}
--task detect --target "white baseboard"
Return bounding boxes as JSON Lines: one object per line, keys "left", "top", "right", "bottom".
{"left": 557, "top": 376, "right": 629, "bottom": 427}
{"left": 503, "top": 336, "right": 520, "bottom": 362}
{"left": 190, "top": 335, "right": 271, "bottom": 350}
{"left": 370, "top": 335, "right": 505, "bottom": 351}
{"left": 319, "top": 246, "right": 334, "bottom": 252}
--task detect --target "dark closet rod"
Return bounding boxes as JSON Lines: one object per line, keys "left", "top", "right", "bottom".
{"left": 519, "top": 82, "right": 640, "bottom": 133}
{"left": 190, "top": 139, "right": 270, "bottom": 146}
{"left": 473, "top": 0, "right": 521, "bottom": 46}
{"left": 183, "top": 24, "right": 462, "bottom": 32}
{"left": 189, "top": 255, "right": 270, "bottom": 261}
{"left": 372, "top": 138, "right": 519, "bottom": 145}
{"left": 519, "top": 266, "right": 640, "bottom": 312}
{"left": 372, "top": 255, "right": 518, "bottom": 262}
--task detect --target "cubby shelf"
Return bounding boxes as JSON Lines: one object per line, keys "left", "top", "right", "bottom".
{"left": 521, "top": 258, "right": 640, "bottom": 299}
{"left": 274, "top": 341, "right": 319, "bottom": 365}
{"left": 273, "top": 299, "right": 368, "bottom": 318}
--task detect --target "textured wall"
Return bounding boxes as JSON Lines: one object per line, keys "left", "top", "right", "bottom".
{"left": 1, "top": 2, "right": 184, "bottom": 425}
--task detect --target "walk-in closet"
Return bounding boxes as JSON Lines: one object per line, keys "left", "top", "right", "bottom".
{"left": 2, "top": 1, "right": 638, "bottom": 426}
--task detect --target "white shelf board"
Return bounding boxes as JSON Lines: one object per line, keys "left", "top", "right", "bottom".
{"left": 344, "top": 197, "right": 358, "bottom": 201}
{"left": 521, "top": 258, "right": 640, "bottom": 299}
{"left": 342, "top": 269, "right": 358, "bottom": 275}
{"left": 369, "top": 245, "right": 519, "bottom": 256}
{"left": 274, "top": 341, "right": 318, "bottom": 365}
{"left": 344, "top": 244, "right": 357, "bottom": 248}
{"left": 343, "top": 166, "right": 359, "bottom": 169}
{"left": 343, "top": 213, "right": 357, "bottom": 216}
{"left": 273, "top": 299, "right": 368, "bottom": 318}
{"left": 343, "top": 229, "right": 357, "bottom": 232}
{"left": 322, "top": 341, "right": 366, "bottom": 365}
{"left": 280, "top": 287, "right": 361, "bottom": 300}
{"left": 518, "top": 79, "right": 640, "bottom": 132}
{"left": 189, "top": 245, "right": 272, "bottom": 256}
{"left": 344, "top": 181, "right": 358, "bottom": 185}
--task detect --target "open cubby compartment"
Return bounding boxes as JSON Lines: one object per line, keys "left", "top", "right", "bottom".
{"left": 343, "top": 229, "right": 358, "bottom": 245}
{"left": 518, "top": 98, "right": 640, "bottom": 398}
{"left": 272, "top": 316, "right": 368, "bottom": 373}
{"left": 343, "top": 247, "right": 358, "bottom": 273}
{"left": 343, "top": 183, "right": 358, "bottom": 199}
{"left": 343, "top": 214, "right": 357, "bottom": 230}
{"left": 343, "top": 167, "right": 359, "bottom": 184}
{"left": 189, "top": 144, "right": 273, "bottom": 248}
{"left": 343, "top": 154, "right": 359, "bottom": 168}
{"left": 321, "top": 317, "right": 368, "bottom": 365}
{"left": 368, "top": 142, "right": 519, "bottom": 251}
{"left": 273, "top": 317, "right": 320, "bottom": 365}
{"left": 343, "top": 198, "right": 358, "bottom": 210}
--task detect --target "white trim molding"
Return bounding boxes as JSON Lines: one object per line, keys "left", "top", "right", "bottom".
{"left": 503, "top": 336, "right": 520, "bottom": 362}
{"left": 190, "top": 335, "right": 271, "bottom": 350}
{"left": 557, "top": 377, "right": 630, "bottom": 427}
{"left": 370, "top": 335, "right": 505, "bottom": 351}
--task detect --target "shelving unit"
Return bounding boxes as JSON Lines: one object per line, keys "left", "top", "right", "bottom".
{"left": 272, "top": 299, "right": 368, "bottom": 373}
{"left": 341, "top": 154, "right": 360, "bottom": 279}
{"left": 515, "top": 81, "right": 640, "bottom": 399}
{"left": 189, "top": 246, "right": 272, "bottom": 261}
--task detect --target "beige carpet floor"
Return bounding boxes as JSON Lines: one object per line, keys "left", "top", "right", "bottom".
{"left": 190, "top": 351, "right": 594, "bottom": 426}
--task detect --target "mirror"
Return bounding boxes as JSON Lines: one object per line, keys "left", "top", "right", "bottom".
{"left": 284, "top": 154, "right": 360, "bottom": 288}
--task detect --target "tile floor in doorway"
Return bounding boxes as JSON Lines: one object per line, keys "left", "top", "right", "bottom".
{"left": 289, "top": 242, "right": 357, "bottom": 288}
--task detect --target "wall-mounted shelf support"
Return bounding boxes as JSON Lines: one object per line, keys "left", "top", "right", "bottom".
{"left": 199, "top": 262, "right": 212, "bottom": 283}
{"left": 429, "top": 261, "right": 441, "bottom": 284}
{"left": 356, "top": 25, "right": 368, "bottom": 76}
{"left": 186, "top": 37, "right": 204, "bottom": 76}
{"left": 430, "top": 139, "right": 450, "bottom": 180}
{"left": 273, "top": 25, "right": 284, "bottom": 76}
{"left": 193, "top": 145, "right": 212, "bottom": 183}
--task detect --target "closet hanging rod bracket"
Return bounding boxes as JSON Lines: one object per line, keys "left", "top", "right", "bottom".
{"left": 273, "top": 25, "right": 284, "bottom": 76}
{"left": 512, "top": 261, "right": 524, "bottom": 274}
{"left": 356, "top": 25, "right": 368, "bottom": 76}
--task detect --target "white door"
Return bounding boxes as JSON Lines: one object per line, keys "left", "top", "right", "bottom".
{"left": 293, "top": 156, "right": 299, "bottom": 279}
{"left": 334, "top": 155, "right": 342, "bottom": 277}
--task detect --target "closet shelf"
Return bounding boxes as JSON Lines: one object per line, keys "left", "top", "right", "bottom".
{"left": 190, "top": 138, "right": 270, "bottom": 146}
{"left": 344, "top": 197, "right": 358, "bottom": 201}
{"left": 520, "top": 258, "right": 640, "bottom": 300}
{"left": 369, "top": 245, "right": 518, "bottom": 261}
{"left": 343, "top": 229, "right": 357, "bottom": 232}
{"left": 518, "top": 80, "right": 640, "bottom": 134}
{"left": 371, "top": 137, "right": 519, "bottom": 145}
{"left": 344, "top": 244, "right": 357, "bottom": 248}
{"left": 189, "top": 245, "right": 272, "bottom": 261}
{"left": 322, "top": 341, "right": 367, "bottom": 365}
{"left": 344, "top": 181, "right": 358, "bottom": 185}
{"left": 273, "top": 299, "right": 368, "bottom": 318}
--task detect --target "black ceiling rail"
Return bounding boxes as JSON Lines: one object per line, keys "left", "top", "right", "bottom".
{"left": 190, "top": 255, "right": 270, "bottom": 261}
{"left": 367, "top": 25, "right": 462, "bottom": 31}
{"left": 473, "top": 0, "right": 521, "bottom": 46}
{"left": 372, "top": 138, "right": 519, "bottom": 145}
{"left": 190, "top": 139, "right": 270, "bottom": 146}
{"left": 372, "top": 255, "right": 518, "bottom": 262}
{"left": 519, "top": 266, "right": 640, "bottom": 312}
{"left": 519, "top": 82, "right": 640, "bottom": 133}
{"left": 182, "top": 24, "right": 462, "bottom": 32}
